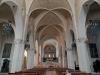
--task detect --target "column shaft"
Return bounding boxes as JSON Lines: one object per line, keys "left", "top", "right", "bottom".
{"left": 10, "top": 39, "right": 24, "bottom": 73}
{"left": 67, "top": 48, "right": 75, "bottom": 69}
{"left": 76, "top": 39, "right": 91, "bottom": 73}
{"left": 27, "top": 49, "right": 34, "bottom": 69}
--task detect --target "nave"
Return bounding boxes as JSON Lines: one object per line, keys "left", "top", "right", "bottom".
{"left": 0, "top": 0, "right": 100, "bottom": 75}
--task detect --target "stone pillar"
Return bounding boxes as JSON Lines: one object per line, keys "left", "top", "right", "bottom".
{"left": 34, "top": 40, "right": 38, "bottom": 66}
{"left": 59, "top": 46, "right": 62, "bottom": 67}
{"left": 64, "top": 50, "right": 68, "bottom": 68}
{"left": 67, "top": 48, "right": 75, "bottom": 69}
{"left": 27, "top": 32, "right": 34, "bottom": 69}
{"left": 10, "top": 39, "right": 25, "bottom": 73}
{"left": 62, "top": 46, "right": 67, "bottom": 67}
{"left": 39, "top": 45, "right": 42, "bottom": 63}
{"left": 41, "top": 45, "right": 44, "bottom": 62}
{"left": 63, "top": 49, "right": 67, "bottom": 68}
{"left": 74, "top": 47, "right": 79, "bottom": 68}
{"left": 61, "top": 47, "right": 63, "bottom": 67}
{"left": 0, "top": 33, "right": 2, "bottom": 71}
{"left": 76, "top": 38, "right": 91, "bottom": 73}
{"left": 27, "top": 49, "right": 34, "bottom": 69}
{"left": 56, "top": 44, "right": 59, "bottom": 58}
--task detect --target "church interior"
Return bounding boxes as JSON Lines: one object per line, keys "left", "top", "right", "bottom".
{"left": 0, "top": 0, "right": 100, "bottom": 75}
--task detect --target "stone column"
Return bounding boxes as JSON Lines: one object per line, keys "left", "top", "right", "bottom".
{"left": 34, "top": 40, "right": 38, "bottom": 66}
{"left": 76, "top": 38, "right": 91, "bottom": 73}
{"left": 64, "top": 49, "right": 68, "bottom": 68}
{"left": 10, "top": 39, "right": 25, "bottom": 73}
{"left": 39, "top": 45, "right": 42, "bottom": 64}
{"left": 41, "top": 45, "right": 44, "bottom": 62}
{"left": 62, "top": 46, "right": 67, "bottom": 67}
{"left": 56, "top": 44, "right": 59, "bottom": 58}
{"left": 0, "top": 33, "right": 2, "bottom": 71}
{"left": 67, "top": 48, "right": 75, "bottom": 69}
{"left": 59, "top": 46, "right": 62, "bottom": 67}
{"left": 27, "top": 49, "right": 34, "bottom": 69}
{"left": 27, "top": 32, "right": 34, "bottom": 69}
{"left": 74, "top": 47, "right": 79, "bottom": 68}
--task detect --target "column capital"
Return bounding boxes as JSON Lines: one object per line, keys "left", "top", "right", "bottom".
{"left": 14, "top": 39, "right": 25, "bottom": 44}
{"left": 76, "top": 37, "right": 87, "bottom": 43}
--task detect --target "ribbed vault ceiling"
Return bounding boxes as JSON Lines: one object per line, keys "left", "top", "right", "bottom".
{"left": 0, "top": 3, "right": 14, "bottom": 22}
{"left": 28, "top": 0, "right": 73, "bottom": 45}
{"left": 29, "top": 0, "right": 72, "bottom": 14}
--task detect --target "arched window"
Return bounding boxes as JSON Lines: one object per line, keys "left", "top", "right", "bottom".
{"left": 87, "top": 20, "right": 100, "bottom": 58}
